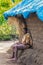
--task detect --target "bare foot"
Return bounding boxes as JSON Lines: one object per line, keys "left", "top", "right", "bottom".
{"left": 8, "top": 58, "right": 17, "bottom": 62}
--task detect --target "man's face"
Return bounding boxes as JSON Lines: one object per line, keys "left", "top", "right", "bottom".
{"left": 26, "top": 36, "right": 30, "bottom": 43}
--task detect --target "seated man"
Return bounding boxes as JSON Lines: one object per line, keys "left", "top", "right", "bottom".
{"left": 9, "top": 33, "right": 33, "bottom": 61}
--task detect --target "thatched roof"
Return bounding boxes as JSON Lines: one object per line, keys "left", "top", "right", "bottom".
{"left": 4, "top": 0, "right": 43, "bottom": 21}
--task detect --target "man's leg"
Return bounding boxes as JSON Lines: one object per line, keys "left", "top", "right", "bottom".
{"left": 12, "top": 52, "right": 15, "bottom": 58}
{"left": 10, "top": 46, "right": 18, "bottom": 61}
{"left": 14, "top": 46, "right": 18, "bottom": 60}
{"left": 17, "top": 44, "right": 26, "bottom": 50}
{"left": 11, "top": 44, "right": 26, "bottom": 61}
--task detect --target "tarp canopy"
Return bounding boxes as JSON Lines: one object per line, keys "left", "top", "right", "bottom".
{"left": 4, "top": 0, "right": 43, "bottom": 21}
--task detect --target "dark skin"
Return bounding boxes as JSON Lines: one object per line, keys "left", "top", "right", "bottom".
{"left": 22, "top": 34, "right": 33, "bottom": 48}
{"left": 11, "top": 34, "right": 33, "bottom": 60}
{"left": 10, "top": 15, "right": 33, "bottom": 60}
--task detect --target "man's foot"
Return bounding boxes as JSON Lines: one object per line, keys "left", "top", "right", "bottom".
{"left": 8, "top": 58, "right": 17, "bottom": 62}
{"left": 10, "top": 56, "right": 14, "bottom": 59}
{"left": 11, "top": 58, "right": 17, "bottom": 61}
{"left": 8, "top": 56, "right": 14, "bottom": 59}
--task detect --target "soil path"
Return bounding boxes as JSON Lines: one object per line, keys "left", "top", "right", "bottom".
{"left": 0, "top": 41, "right": 17, "bottom": 65}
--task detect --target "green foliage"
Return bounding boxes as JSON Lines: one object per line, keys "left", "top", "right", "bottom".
{"left": 0, "top": 23, "right": 11, "bottom": 35}
{"left": 14, "top": 0, "right": 22, "bottom": 2}
{"left": 0, "top": 15, "right": 6, "bottom": 25}
{"left": 0, "top": 0, "right": 22, "bottom": 15}
{"left": 0, "top": 0, "right": 22, "bottom": 40}
{"left": 0, "top": 22, "right": 17, "bottom": 40}
{"left": 0, "top": 35, "right": 12, "bottom": 41}
{"left": 1, "top": 2, "right": 9, "bottom": 7}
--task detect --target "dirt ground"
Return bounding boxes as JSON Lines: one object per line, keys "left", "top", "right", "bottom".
{"left": 0, "top": 53, "right": 15, "bottom": 65}
{"left": 0, "top": 14, "right": 43, "bottom": 65}
{"left": 0, "top": 41, "right": 15, "bottom": 65}
{"left": 0, "top": 40, "right": 43, "bottom": 65}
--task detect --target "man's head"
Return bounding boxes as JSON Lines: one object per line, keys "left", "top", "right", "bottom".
{"left": 25, "top": 33, "right": 30, "bottom": 43}
{"left": 22, "top": 33, "right": 30, "bottom": 44}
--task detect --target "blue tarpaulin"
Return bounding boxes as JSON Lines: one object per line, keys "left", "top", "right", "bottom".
{"left": 4, "top": 0, "right": 43, "bottom": 21}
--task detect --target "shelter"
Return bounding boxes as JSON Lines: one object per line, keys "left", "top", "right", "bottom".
{"left": 4, "top": 0, "right": 43, "bottom": 41}
{"left": 3, "top": 1, "right": 43, "bottom": 65}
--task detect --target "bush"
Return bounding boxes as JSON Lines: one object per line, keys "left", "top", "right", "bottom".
{"left": 0, "top": 0, "right": 22, "bottom": 40}
{"left": 0, "top": 35, "right": 12, "bottom": 41}
{"left": 0, "top": 22, "right": 18, "bottom": 40}
{"left": 0, "top": 23, "right": 12, "bottom": 35}
{"left": 0, "top": 15, "right": 6, "bottom": 25}
{"left": 1, "top": 2, "right": 9, "bottom": 8}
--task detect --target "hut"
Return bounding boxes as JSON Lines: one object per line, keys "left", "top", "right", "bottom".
{"left": 3, "top": 1, "right": 43, "bottom": 65}
{"left": 4, "top": 0, "right": 43, "bottom": 42}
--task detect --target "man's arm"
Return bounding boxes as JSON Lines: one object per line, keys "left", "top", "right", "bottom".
{"left": 29, "top": 37, "right": 33, "bottom": 48}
